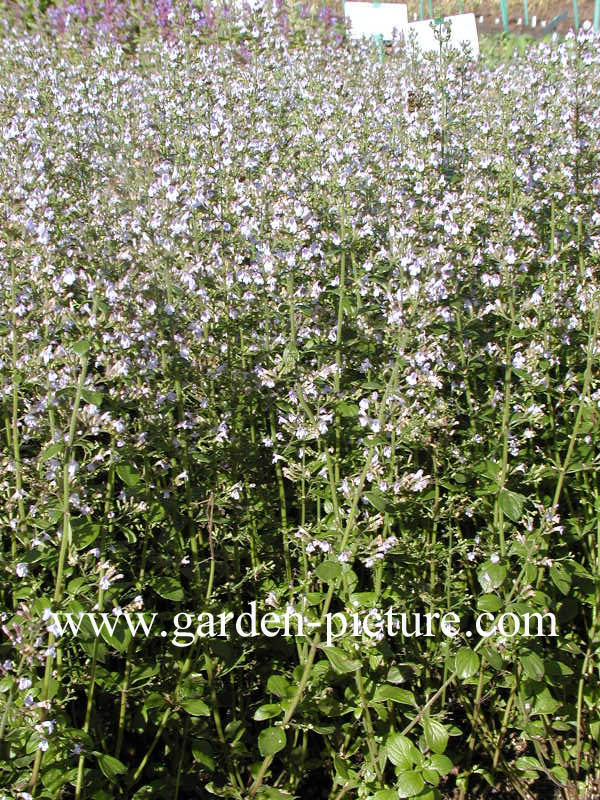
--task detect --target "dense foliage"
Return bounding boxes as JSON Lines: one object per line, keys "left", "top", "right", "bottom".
{"left": 1, "top": 10, "right": 600, "bottom": 800}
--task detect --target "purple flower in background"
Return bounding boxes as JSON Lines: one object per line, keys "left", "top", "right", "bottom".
{"left": 206, "top": 1, "right": 217, "bottom": 26}
{"left": 279, "top": 9, "right": 290, "bottom": 35}
{"left": 154, "top": 0, "right": 173, "bottom": 28}
{"left": 75, "top": 0, "right": 89, "bottom": 21}
{"left": 48, "top": 4, "right": 67, "bottom": 34}
{"left": 320, "top": 4, "right": 333, "bottom": 28}
{"left": 99, "top": 0, "right": 115, "bottom": 34}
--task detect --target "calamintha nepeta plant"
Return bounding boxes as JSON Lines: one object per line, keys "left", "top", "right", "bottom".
{"left": 0, "top": 8, "right": 599, "bottom": 800}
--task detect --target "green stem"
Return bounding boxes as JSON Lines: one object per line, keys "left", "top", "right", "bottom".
{"left": 10, "top": 257, "right": 25, "bottom": 562}
{"left": 31, "top": 327, "right": 96, "bottom": 796}
{"left": 270, "top": 409, "right": 292, "bottom": 586}
{"left": 334, "top": 247, "right": 346, "bottom": 485}
{"left": 355, "top": 668, "right": 383, "bottom": 784}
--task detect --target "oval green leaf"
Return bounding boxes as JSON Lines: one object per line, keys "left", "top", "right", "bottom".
{"left": 396, "top": 770, "right": 425, "bottom": 798}
{"left": 258, "top": 727, "right": 286, "bottom": 758}
{"left": 253, "top": 703, "right": 283, "bottom": 721}
{"left": 423, "top": 718, "right": 448, "bottom": 754}
{"left": 181, "top": 698, "right": 210, "bottom": 716}
{"left": 455, "top": 647, "right": 480, "bottom": 680}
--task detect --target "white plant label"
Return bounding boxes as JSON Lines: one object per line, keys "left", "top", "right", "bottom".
{"left": 405, "top": 12, "right": 479, "bottom": 58}
{"left": 344, "top": 1, "right": 408, "bottom": 41}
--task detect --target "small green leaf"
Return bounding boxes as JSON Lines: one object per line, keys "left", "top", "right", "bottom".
{"left": 154, "top": 577, "right": 184, "bottom": 602}
{"left": 478, "top": 563, "right": 507, "bottom": 592}
{"left": 116, "top": 463, "right": 141, "bottom": 488}
{"left": 258, "top": 789, "right": 297, "bottom": 800}
{"left": 338, "top": 402, "right": 359, "bottom": 418}
{"left": 322, "top": 646, "right": 361, "bottom": 674}
{"left": 373, "top": 685, "right": 416, "bottom": 706}
{"left": 191, "top": 740, "right": 215, "bottom": 770}
{"left": 481, "top": 645, "right": 503, "bottom": 671}
{"left": 333, "top": 755, "right": 350, "bottom": 780}
{"left": 181, "top": 698, "right": 210, "bottom": 716}
{"left": 423, "top": 718, "right": 448, "bottom": 754}
{"left": 349, "top": 591, "right": 379, "bottom": 608}
{"left": 498, "top": 488, "right": 525, "bottom": 522}
{"left": 253, "top": 703, "right": 282, "bottom": 721}
{"left": 430, "top": 754, "right": 453, "bottom": 775}
{"left": 396, "top": 770, "right": 425, "bottom": 798}
{"left": 550, "top": 564, "right": 571, "bottom": 595}
{"left": 373, "top": 791, "right": 397, "bottom": 800}
{"left": 97, "top": 753, "right": 127, "bottom": 780}
{"left": 521, "top": 650, "right": 545, "bottom": 680}
{"left": 314, "top": 559, "right": 342, "bottom": 583}
{"left": 258, "top": 727, "right": 286, "bottom": 757}
{"left": 365, "top": 490, "right": 389, "bottom": 512}
{"left": 72, "top": 339, "right": 91, "bottom": 357}
{"left": 72, "top": 520, "right": 101, "bottom": 550}
{"left": 39, "top": 442, "right": 63, "bottom": 463}
{"left": 386, "top": 734, "right": 414, "bottom": 768}
{"left": 143, "top": 692, "right": 166, "bottom": 711}
{"left": 551, "top": 765, "right": 569, "bottom": 784}
{"left": 477, "top": 594, "right": 502, "bottom": 613}
{"left": 532, "top": 687, "right": 560, "bottom": 714}
{"left": 455, "top": 647, "right": 480, "bottom": 680}
{"left": 387, "top": 666, "right": 408, "bottom": 684}
{"left": 515, "top": 756, "right": 542, "bottom": 772}
{"left": 422, "top": 768, "right": 440, "bottom": 786}
{"left": 266, "top": 675, "right": 289, "bottom": 698}
{"left": 81, "top": 388, "right": 103, "bottom": 406}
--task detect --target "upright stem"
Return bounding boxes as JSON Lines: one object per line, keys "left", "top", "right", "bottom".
{"left": 270, "top": 409, "right": 292, "bottom": 586}
{"left": 75, "top": 437, "right": 115, "bottom": 800}
{"left": 31, "top": 329, "right": 95, "bottom": 796}
{"left": 10, "top": 258, "right": 25, "bottom": 563}
{"left": 334, "top": 246, "right": 346, "bottom": 485}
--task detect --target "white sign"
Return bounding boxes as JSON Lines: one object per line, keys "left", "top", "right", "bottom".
{"left": 344, "top": 1, "right": 409, "bottom": 41}
{"left": 405, "top": 13, "right": 479, "bottom": 57}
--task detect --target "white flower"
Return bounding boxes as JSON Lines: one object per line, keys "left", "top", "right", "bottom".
{"left": 490, "top": 553, "right": 500, "bottom": 564}
{"left": 62, "top": 267, "right": 77, "bottom": 285}
{"left": 411, "top": 469, "right": 430, "bottom": 492}
{"left": 16, "top": 562, "right": 28, "bottom": 578}
{"left": 18, "top": 677, "right": 32, "bottom": 691}
{"left": 512, "top": 352, "right": 526, "bottom": 370}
